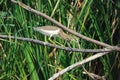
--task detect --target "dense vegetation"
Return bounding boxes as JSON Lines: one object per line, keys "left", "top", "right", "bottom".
{"left": 0, "top": 0, "right": 120, "bottom": 80}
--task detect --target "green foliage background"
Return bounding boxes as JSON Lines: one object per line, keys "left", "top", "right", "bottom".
{"left": 0, "top": 0, "right": 120, "bottom": 80}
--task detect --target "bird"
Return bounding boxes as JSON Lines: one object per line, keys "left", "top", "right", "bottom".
{"left": 33, "top": 26, "right": 72, "bottom": 40}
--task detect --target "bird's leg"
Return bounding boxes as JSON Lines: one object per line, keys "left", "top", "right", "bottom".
{"left": 48, "top": 35, "right": 64, "bottom": 46}
{"left": 48, "top": 36, "right": 56, "bottom": 44}
{"left": 48, "top": 35, "right": 59, "bottom": 45}
{"left": 54, "top": 39, "right": 64, "bottom": 46}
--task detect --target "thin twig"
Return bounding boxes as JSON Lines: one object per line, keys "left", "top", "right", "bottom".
{"left": 11, "top": 0, "right": 120, "bottom": 51}
{"left": 82, "top": 66, "right": 105, "bottom": 80}
{"left": 83, "top": 71, "right": 106, "bottom": 80}
{"left": 48, "top": 51, "right": 110, "bottom": 80}
{"left": 0, "top": 34, "right": 112, "bottom": 53}
{"left": 82, "top": 65, "right": 95, "bottom": 79}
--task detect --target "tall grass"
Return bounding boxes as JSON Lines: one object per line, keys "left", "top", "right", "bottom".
{"left": 0, "top": 0, "right": 120, "bottom": 80}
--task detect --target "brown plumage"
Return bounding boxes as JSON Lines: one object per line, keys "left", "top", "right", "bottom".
{"left": 34, "top": 26, "right": 72, "bottom": 40}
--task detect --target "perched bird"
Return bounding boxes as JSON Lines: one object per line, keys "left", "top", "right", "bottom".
{"left": 33, "top": 26, "right": 72, "bottom": 40}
